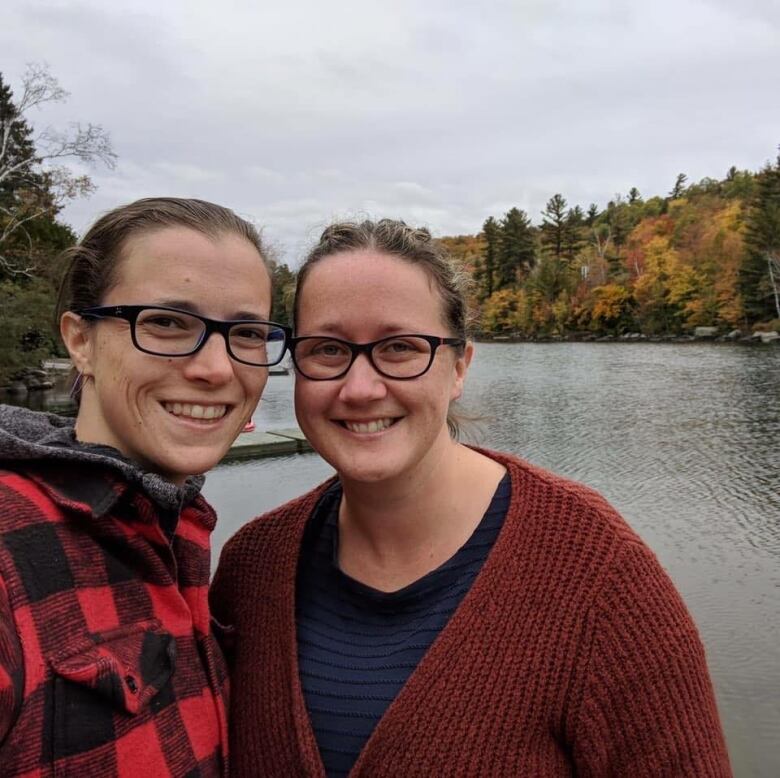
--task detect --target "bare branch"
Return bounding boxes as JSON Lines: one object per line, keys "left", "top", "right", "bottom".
{"left": 38, "top": 122, "right": 117, "bottom": 169}
{"left": 0, "top": 252, "right": 36, "bottom": 278}
{"left": 17, "top": 62, "right": 69, "bottom": 113}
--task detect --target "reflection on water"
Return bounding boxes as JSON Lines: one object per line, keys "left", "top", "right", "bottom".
{"left": 1, "top": 373, "right": 75, "bottom": 414}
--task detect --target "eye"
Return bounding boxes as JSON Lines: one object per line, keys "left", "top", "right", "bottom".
{"left": 232, "top": 326, "right": 266, "bottom": 341}
{"left": 297, "top": 338, "right": 352, "bottom": 362}
{"left": 385, "top": 340, "right": 416, "bottom": 353}
{"left": 142, "top": 314, "right": 188, "bottom": 330}
{"left": 376, "top": 337, "right": 428, "bottom": 358}
{"left": 311, "top": 340, "right": 349, "bottom": 358}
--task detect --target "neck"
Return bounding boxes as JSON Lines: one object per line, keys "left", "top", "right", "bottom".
{"left": 74, "top": 385, "right": 120, "bottom": 451}
{"left": 337, "top": 440, "right": 505, "bottom": 592}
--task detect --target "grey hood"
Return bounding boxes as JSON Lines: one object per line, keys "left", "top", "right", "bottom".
{"left": 0, "top": 404, "right": 204, "bottom": 512}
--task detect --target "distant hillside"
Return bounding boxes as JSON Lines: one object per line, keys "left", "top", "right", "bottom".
{"left": 437, "top": 157, "right": 780, "bottom": 337}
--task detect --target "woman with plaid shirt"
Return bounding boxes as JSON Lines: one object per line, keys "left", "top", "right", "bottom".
{"left": 0, "top": 198, "right": 288, "bottom": 776}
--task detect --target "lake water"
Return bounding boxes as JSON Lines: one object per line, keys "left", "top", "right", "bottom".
{"left": 203, "top": 343, "right": 779, "bottom": 777}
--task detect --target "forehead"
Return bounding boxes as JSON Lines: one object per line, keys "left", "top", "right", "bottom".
{"left": 297, "top": 250, "right": 447, "bottom": 333}
{"left": 109, "top": 226, "right": 271, "bottom": 314}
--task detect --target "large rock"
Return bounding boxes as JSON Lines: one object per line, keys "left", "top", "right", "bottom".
{"left": 724, "top": 329, "right": 742, "bottom": 340}
{"left": 755, "top": 331, "right": 780, "bottom": 344}
{"left": 694, "top": 326, "right": 718, "bottom": 339}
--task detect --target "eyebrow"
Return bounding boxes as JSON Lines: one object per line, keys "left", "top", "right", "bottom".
{"left": 304, "top": 322, "right": 413, "bottom": 337}
{"left": 151, "top": 300, "right": 268, "bottom": 320}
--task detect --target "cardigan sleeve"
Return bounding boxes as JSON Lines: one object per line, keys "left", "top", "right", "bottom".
{"left": 0, "top": 574, "right": 23, "bottom": 745}
{"left": 569, "top": 541, "right": 732, "bottom": 777}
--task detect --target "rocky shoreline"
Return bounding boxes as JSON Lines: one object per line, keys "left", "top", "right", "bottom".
{"left": 476, "top": 328, "right": 780, "bottom": 345}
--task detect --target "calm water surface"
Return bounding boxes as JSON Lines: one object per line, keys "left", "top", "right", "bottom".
{"left": 204, "top": 343, "right": 779, "bottom": 777}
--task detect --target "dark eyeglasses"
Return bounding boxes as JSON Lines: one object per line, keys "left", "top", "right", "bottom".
{"left": 290, "top": 334, "right": 465, "bottom": 380}
{"left": 78, "top": 305, "right": 291, "bottom": 367}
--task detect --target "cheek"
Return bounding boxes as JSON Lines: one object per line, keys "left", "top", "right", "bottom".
{"left": 95, "top": 347, "right": 166, "bottom": 402}
{"left": 294, "top": 380, "right": 328, "bottom": 422}
{"left": 294, "top": 381, "right": 313, "bottom": 417}
{"left": 423, "top": 363, "right": 462, "bottom": 408}
{"left": 245, "top": 371, "right": 269, "bottom": 404}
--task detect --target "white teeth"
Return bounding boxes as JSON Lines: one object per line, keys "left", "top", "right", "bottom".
{"left": 164, "top": 402, "right": 227, "bottom": 421}
{"left": 344, "top": 418, "right": 394, "bottom": 434}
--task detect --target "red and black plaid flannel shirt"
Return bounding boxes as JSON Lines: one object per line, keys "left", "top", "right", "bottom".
{"left": 0, "top": 460, "right": 229, "bottom": 777}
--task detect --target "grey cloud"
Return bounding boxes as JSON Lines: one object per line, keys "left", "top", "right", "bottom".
{"left": 3, "top": 0, "right": 778, "bottom": 263}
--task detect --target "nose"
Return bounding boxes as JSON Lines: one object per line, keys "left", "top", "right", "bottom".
{"left": 181, "top": 332, "right": 236, "bottom": 385}
{"left": 337, "top": 352, "right": 387, "bottom": 404}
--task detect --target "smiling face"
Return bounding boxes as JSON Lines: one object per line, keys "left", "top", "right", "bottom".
{"left": 61, "top": 226, "right": 272, "bottom": 483}
{"left": 293, "top": 249, "right": 472, "bottom": 488}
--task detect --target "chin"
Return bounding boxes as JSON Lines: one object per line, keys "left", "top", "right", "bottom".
{"left": 336, "top": 460, "right": 406, "bottom": 485}
{"left": 153, "top": 450, "right": 224, "bottom": 482}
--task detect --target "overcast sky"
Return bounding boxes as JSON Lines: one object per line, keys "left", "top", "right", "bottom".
{"left": 3, "top": 0, "right": 778, "bottom": 263}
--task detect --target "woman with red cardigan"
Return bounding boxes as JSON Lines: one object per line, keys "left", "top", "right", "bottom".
{"left": 211, "top": 219, "right": 731, "bottom": 777}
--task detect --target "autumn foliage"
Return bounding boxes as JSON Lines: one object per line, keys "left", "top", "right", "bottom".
{"left": 443, "top": 159, "right": 780, "bottom": 337}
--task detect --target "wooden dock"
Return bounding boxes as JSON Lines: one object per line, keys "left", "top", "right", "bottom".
{"left": 224, "top": 426, "right": 312, "bottom": 461}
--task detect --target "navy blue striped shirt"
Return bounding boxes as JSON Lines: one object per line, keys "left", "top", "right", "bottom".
{"left": 296, "top": 474, "right": 511, "bottom": 777}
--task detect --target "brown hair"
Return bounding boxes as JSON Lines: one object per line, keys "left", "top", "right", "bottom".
{"left": 294, "top": 219, "right": 474, "bottom": 437}
{"left": 56, "top": 197, "right": 269, "bottom": 401}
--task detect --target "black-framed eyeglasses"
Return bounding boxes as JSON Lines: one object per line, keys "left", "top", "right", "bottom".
{"left": 78, "top": 305, "right": 291, "bottom": 367}
{"left": 290, "top": 334, "right": 465, "bottom": 380}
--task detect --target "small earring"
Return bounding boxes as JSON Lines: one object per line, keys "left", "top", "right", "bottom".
{"left": 69, "top": 371, "right": 85, "bottom": 399}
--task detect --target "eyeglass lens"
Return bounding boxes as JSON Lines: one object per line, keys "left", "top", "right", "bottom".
{"left": 294, "top": 336, "right": 434, "bottom": 379}
{"left": 134, "top": 308, "right": 287, "bottom": 365}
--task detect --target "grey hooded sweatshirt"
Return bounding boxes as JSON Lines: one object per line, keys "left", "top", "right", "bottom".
{"left": 0, "top": 403, "right": 204, "bottom": 521}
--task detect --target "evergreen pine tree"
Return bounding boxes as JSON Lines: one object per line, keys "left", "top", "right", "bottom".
{"left": 540, "top": 194, "right": 568, "bottom": 262}
{"left": 669, "top": 173, "right": 688, "bottom": 199}
{"left": 740, "top": 154, "right": 780, "bottom": 320}
{"left": 480, "top": 216, "right": 500, "bottom": 297}
{"left": 496, "top": 208, "right": 535, "bottom": 289}
{"left": 603, "top": 198, "right": 633, "bottom": 278}
{"left": 563, "top": 205, "right": 586, "bottom": 261}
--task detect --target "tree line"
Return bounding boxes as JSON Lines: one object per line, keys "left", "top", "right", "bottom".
{"left": 450, "top": 162, "right": 780, "bottom": 337}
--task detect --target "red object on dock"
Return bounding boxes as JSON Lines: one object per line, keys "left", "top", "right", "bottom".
{"left": 242, "top": 419, "right": 256, "bottom": 433}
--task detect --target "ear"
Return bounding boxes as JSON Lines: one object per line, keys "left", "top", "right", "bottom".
{"left": 450, "top": 341, "right": 474, "bottom": 402}
{"left": 60, "top": 312, "right": 95, "bottom": 376}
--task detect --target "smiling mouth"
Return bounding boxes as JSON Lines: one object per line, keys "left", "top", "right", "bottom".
{"left": 338, "top": 417, "right": 399, "bottom": 434}
{"left": 163, "top": 402, "right": 229, "bottom": 421}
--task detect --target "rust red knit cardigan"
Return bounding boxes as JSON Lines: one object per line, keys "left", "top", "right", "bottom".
{"left": 210, "top": 449, "right": 732, "bottom": 777}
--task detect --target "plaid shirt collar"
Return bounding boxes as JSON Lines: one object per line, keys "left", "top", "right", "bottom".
{"left": 20, "top": 460, "right": 215, "bottom": 531}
